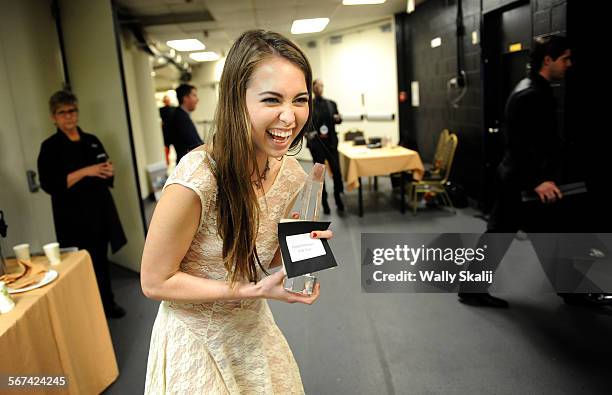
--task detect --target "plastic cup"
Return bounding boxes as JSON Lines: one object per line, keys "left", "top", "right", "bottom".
{"left": 43, "top": 242, "right": 61, "bottom": 265}
{"left": 13, "top": 243, "right": 31, "bottom": 261}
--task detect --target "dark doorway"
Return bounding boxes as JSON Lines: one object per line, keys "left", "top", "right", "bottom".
{"left": 481, "top": 0, "right": 531, "bottom": 212}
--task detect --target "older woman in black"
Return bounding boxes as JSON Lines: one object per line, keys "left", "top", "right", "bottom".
{"left": 38, "top": 90, "right": 126, "bottom": 318}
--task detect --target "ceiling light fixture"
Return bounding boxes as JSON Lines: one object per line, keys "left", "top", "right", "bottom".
{"left": 343, "top": 0, "right": 386, "bottom": 5}
{"left": 190, "top": 51, "right": 221, "bottom": 62}
{"left": 407, "top": 0, "right": 415, "bottom": 13}
{"left": 166, "top": 39, "right": 205, "bottom": 52}
{"left": 291, "top": 18, "right": 330, "bottom": 34}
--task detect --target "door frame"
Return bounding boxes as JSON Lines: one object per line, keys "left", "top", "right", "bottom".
{"left": 480, "top": 0, "right": 532, "bottom": 212}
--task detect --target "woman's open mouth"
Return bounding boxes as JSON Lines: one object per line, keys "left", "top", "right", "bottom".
{"left": 266, "top": 128, "right": 292, "bottom": 145}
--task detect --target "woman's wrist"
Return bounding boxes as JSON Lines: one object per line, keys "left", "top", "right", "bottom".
{"left": 236, "top": 281, "right": 263, "bottom": 300}
{"left": 76, "top": 166, "right": 90, "bottom": 180}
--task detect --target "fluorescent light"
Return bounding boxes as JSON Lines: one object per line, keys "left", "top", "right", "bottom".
{"left": 166, "top": 39, "right": 205, "bottom": 52}
{"left": 291, "top": 18, "right": 329, "bottom": 34}
{"left": 190, "top": 51, "right": 221, "bottom": 62}
{"left": 407, "top": 0, "right": 415, "bottom": 13}
{"left": 214, "top": 58, "right": 226, "bottom": 81}
{"left": 343, "top": 0, "right": 386, "bottom": 4}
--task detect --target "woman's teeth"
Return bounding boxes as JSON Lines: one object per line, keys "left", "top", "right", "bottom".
{"left": 267, "top": 129, "right": 292, "bottom": 143}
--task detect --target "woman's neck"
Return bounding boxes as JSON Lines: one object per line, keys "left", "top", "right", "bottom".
{"left": 251, "top": 153, "right": 269, "bottom": 182}
{"left": 61, "top": 127, "right": 80, "bottom": 142}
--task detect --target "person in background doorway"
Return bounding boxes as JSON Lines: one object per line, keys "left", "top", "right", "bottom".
{"left": 307, "top": 79, "right": 344, "bottom": 214}
{"left": 169, "top": 84, "right": 203, "bottom": 163}
{"left": 37, "top": 90, "right": 127, "bottom": 318}
{"left": 159, "top": 95, "right": 175, "bottom": 165}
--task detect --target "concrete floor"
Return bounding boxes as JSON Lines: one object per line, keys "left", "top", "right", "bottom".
{"left": 103, "top": 166, "right": 612, "bottom": 394}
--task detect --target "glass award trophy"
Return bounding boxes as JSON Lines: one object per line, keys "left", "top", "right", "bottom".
{"left": 283, "top": 163, "right": 326, "bottom": 295}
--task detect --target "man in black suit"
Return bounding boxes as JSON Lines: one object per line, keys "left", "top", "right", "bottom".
{"left": 159, "top": 95, "right": 175, "bottom": 164}
{"left": 307, "top": 79, "right": 344, "bottom": 214}
{"left": 169, "top": 84, "right": 203, "bottom": 163}
{"left": 457, "top": 36, "right": 601, "bottom": 307}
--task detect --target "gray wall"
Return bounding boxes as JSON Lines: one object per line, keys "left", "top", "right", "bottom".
{"left": 0, "top": 0, "right": 64, "bottom": 254}
{"left": 396, "top": 0, "right": 484, "bottom": 202}
{"left": 121, "top": 31, "right": 166, "bottom": 199}
{"left": 59, "top": 0, "right": 145, "bottom": 271}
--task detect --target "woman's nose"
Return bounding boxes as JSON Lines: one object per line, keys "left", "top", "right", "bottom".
{"left": 279, "top": 107, "right": 295, "bottom": 125}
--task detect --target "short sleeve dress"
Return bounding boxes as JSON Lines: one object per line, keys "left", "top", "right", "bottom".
{"left": 144, "top": 150, "right": 308, "bottom": 394}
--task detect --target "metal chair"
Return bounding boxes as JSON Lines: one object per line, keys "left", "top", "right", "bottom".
{"left": 408, "top": 133, "right": 458, "bottom": 215}
{"left": 423, "top": 129, "right": 450, "bottom": 179}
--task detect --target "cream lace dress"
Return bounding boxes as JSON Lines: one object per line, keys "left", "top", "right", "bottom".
{"left": 144, "top": 151, "right": 307, "bottom": 394}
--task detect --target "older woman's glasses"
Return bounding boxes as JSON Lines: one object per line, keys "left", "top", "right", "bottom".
{"left": 55, "top": 108, "right": 78, "bottom": 117}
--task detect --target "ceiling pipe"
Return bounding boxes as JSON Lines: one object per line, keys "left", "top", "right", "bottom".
{"left": 114, "top": 4, "right": 192, "bottom": 79}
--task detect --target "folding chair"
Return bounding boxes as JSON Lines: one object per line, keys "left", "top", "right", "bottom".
{"left": 408, "top": 133, "right": 458, "bottom": 215}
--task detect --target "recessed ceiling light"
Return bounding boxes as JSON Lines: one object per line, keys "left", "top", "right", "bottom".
{"left": 291, "top": 18, "right": 330, "bottom": 34}
{"left": 190, "top": 52, "right": 221, "bottom": 62}
{"left": 407, "top": 0, "right": 415, "bottom": 13}
{"left": 343, "top": 0, "right": 386, "bottom": 5}
{"left": 166, "top": 39, "right": 205, "bottom": 52}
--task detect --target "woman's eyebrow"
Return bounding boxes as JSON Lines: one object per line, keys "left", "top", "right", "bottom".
{"left": 259, "top": 91, "right": 282, "bottom": 97}
{"left": 259, "top": 91, "right": 309, "bottom": 99}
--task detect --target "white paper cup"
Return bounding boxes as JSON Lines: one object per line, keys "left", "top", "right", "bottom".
{"left": 43, "top": 242, "right": 61, "bottom": 265}
{"left": 13, "top": 243, "right": 31, "bottom": 261}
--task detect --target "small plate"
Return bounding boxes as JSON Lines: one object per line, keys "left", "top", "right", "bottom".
{"left": 8, "top": 270, "right": 59, "bottom": 294}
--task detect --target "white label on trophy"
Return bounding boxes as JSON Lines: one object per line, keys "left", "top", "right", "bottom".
{"left": 286, "top": 233, "right": 326, "bottom": 262}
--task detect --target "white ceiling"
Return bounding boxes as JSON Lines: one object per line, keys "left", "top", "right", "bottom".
{"left": 116, "top": 0, "right": 414, "bottom": 61}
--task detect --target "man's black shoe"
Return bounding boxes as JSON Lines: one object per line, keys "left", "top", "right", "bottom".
{"left": 322, "top": 200, "right": 330, "bottom": 215}
{"left": 562, "top": 293, "right": 612, "bottom": 307}
{"left": 105, "top": 303, "right": 127, "bottom": 319}
{"left": 335, "top": 193, "right": 345, "bottom": 212}
{"left": 458, "top": 292, "right": 509, "bottom": 308}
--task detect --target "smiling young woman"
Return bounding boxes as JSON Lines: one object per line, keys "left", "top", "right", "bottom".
{"left": 141, "top": 30, "right": 333, "bottom": 394}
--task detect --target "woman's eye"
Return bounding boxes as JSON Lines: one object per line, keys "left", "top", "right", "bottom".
{"left": 294, "top": 97, "right": 308, "bottom": 104}
{"left": 262, "top": 97, "right": 279, "bottom": 103}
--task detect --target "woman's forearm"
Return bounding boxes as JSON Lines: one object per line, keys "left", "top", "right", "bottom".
{"left": 67, "top": 168, "right": 88, "bottom": 188}
{"left": 142, "top": 270, "right": 262, "bottom": 303}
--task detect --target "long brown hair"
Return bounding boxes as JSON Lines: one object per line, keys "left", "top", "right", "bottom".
{"left": 210, "top": 30, "right": 313, "bottom": 285}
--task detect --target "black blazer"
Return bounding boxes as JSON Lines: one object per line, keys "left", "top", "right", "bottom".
{"left": 159, "top": 105, "right": 175, "bottom": 147}
{"left": 310, "top": 97, "right": 341, "bottom": 148}
{"left": 497, "top": 74, "right": 562, "bottom": 190}
{"left": 168, "top": 107, "right": 203, "bottom": 162}
{"left": 37, "top": 128, "right": 127, "bottom": 253}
